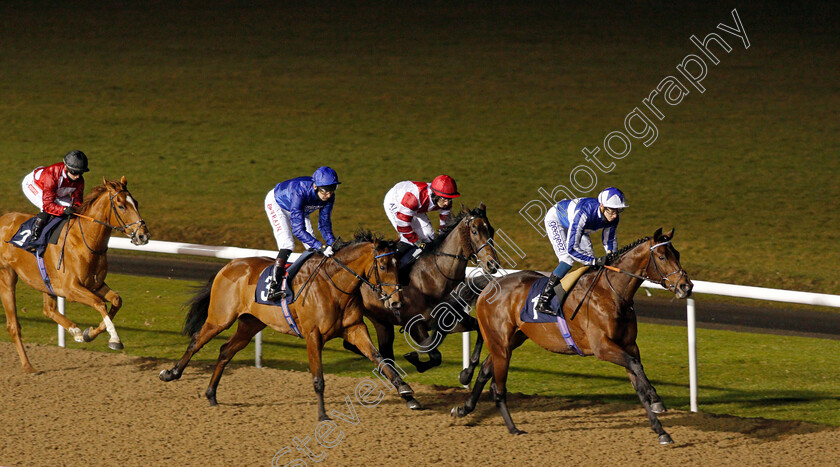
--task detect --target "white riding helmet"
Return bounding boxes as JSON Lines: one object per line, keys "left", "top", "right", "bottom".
{"left": 598, "top": 187, "right": 628, "bottom": 209}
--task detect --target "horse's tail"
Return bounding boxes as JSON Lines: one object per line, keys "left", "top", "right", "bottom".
{"left": 183, "top": 274, "right": 216, "bottom": 336}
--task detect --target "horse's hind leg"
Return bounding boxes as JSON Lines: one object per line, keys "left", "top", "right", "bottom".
{"left": 205, "top": 314, "right": 265, "bottom": 406}
{"left": 41, "top": 294, "right": 84, "bottom": 343}
{"left": 159, "top": 320, "right": 228, "bottom": 382}
{"left": 451, "top": 355, "right": 492, "bottom": 418}
{"left": 0, "top": 268, "right": 36, "bottom": 374}
{"left": 343, "top": 323, "right": 421, "bottom": 410}
{"left": 81, "top": 284, "right": 122, "bottom": 343}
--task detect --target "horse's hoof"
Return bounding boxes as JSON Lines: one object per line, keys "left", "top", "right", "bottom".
{"left": 458, "top": 368, "right": 474, "bottom": 386}
{"left": 318, "top": 414, "right": 332, "bottom": 421}
{"left": 450, "top": 406, "right": 465, "bottom": 418}
{"left": 82, "top": 328, "right": 94, "bottom": 343}
{"left": 406, "top": 399, "right": 422, "bottom": 410}
{"left": 651, "top": 401, "right": 667, "bottom": 414}
{"left": 23, "top": 365, "right": 39, "bottom": 375}
{"left": 511, "top": 428, "right": 527, "bottom": 435}
{"left": 658, "top": 433, "right": 674, "bottom": 445}
{"left": 159, "top": 369, "right": 179, "bottom": 382}
{"left": 108, "top": 341, "right": 124, "bottom": 350}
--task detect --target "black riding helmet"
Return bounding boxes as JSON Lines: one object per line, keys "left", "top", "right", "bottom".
{"left": 63, "top": 150, "right": 90, "bottom": 173}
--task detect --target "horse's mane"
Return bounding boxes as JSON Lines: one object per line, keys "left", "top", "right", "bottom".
{"left": 77, "top": 183, "right": 112, "bottom": 213}
{"left": 606, "top": 236, "right": 652, "bottom": 264}
{"left": 424, "top": 206, "right": 489, "bottom": 254}
{"left": 334, "top": 229, "right": 396, "bottom": 251}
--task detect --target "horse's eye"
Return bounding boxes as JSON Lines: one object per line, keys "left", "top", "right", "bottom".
{"left": 118, "top": 205, "right": 126, "bottom": 210}
{"left": 380, "top": 265, "right": 386, "bottom": 271}
{"left": 659, "top": 256, "right": 665, "bottom": 261}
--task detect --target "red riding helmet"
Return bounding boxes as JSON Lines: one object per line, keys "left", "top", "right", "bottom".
{"left": 430, "top": 175, "right": 460, "bottom": 198}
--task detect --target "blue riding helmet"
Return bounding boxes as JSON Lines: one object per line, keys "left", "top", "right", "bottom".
{"left": 597, "top": 187, "right": 628, "bottom": 209}
{"left": 312, "top": 166, "right": 340, "bottom": 187}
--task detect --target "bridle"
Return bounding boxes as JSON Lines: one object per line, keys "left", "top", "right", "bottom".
{"left": 326, "top": 247, "right": 402, "bottom": 303}
{"left": 433, "top": 215, "right": 498, "bottom": 280}
{"left": 63, "top": 188, "right": 147, "bottom": 258}
{"left": 570, "top": 239, "right": 687, "bottom": 320}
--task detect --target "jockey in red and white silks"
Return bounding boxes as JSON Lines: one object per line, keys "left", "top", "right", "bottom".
{"left": 21, "top": 150, "right": 90, "bottom": 242}
{"left": 383, "top": 175, "right": 460, "bottom": 257}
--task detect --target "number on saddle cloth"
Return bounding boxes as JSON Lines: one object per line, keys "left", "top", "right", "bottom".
{"left": 7, "top": 216, "right": 67, "bottom": 256}
{"left": 254, "top": 249, "right": 317, "bottom": 306}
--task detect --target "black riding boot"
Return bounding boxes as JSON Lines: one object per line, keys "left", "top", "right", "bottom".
{"left": 267, "top": 249, "right": 291, "bottom": 301}
{"left": 535, "top": 274, "right": 563, "bottom": 316}
{"left": 395, "top": 241, "right": 414, "bottom": 260}
{"left": 29, "top": 212, "right": 52, "bottom": 243}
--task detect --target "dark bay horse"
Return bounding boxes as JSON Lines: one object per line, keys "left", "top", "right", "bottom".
{"left": 452, "top": 228, "right": 692, "bottom": 444}
{"left": 159, "top": 232, "right": 420, "bottom": 420}
{"left": 0, "top": 177, "right": 150, "bottom": 373}
{"left": 356, "top": 204, "right": 499, "bottom": 373}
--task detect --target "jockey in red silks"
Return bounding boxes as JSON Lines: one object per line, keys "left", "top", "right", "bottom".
{"left": 21, "top": 150, "right": 90, "bottom": 242}
{"left": 383, "top": 174, "right": 460, "bottom": 259}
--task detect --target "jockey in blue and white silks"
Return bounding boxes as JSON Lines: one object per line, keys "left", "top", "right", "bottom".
{"left": 535, "top": 187, "right": 628, "bottom": 315}
{"left": 264, "top": 166, "right": 340, "bottom": 301}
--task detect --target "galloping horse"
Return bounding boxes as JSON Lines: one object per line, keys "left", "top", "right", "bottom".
{"left": 452, "top": 228, "right": 692, "bottom": 444}
{"left": 0, "top": 177, "right": 150, "bottom": 373}
{"left": 159, "top": 232, "right": 420, "bottom": 419}
{"left": 356, "top": 204, "right": 499, "bottom": 373}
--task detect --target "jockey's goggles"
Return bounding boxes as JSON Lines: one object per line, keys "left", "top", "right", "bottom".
{"left": 604, "top": 207, "right": 624, "bottom": 215}
{"left": 317, "top": 185, "right": 337, "bottom": 194}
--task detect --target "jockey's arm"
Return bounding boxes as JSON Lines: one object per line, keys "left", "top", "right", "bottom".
{"left": 567, "top": 212, "right": 597, "bottom": 265}
{"left": 288, "top": 190, "right": 322, "bottom": 249}
{"left": 318, "top": 201, "right": 336, "bottom": 246}
{"left": 39, "top": 174, "right": 65, "bottom": 216}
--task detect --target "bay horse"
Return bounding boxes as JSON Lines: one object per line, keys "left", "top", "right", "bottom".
{"left": 451, "top": 228, "right": 692, "bottom": 444}
{"left": 0, "top": 176, "right": 150, "bottom": 373}
{"left": 354, "top": 204, "right": 499, "bottom": 373}
{"left": 159, "top": 232, "right": 421, "bottom": 420}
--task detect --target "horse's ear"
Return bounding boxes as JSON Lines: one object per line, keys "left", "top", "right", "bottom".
{"left": 120, "top": 176, "right": 127, "bottom": 187}
{"left": 478, "top": 202, "right": 486, "bottom": 211}
{"left": 667, "top": 228, "right": 675, "bottom": 239}
{"left": 653, "top": 227, "right": 663, "bottom": 240}
{"left": 102, "top": 176, "right": 108, "bottom": 186}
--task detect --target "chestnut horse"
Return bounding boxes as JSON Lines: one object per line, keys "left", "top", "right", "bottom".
{"left": 0, "top": 177, "right": 150, "bottom": 373}
{"left": 159, "top": 232, "right": 420, "bottom": 420}
{"left": 452, "top": 228, "right": 692, "bottom": 444}
{"left": 355, "top": 204, "right": 499, "bottom": 373}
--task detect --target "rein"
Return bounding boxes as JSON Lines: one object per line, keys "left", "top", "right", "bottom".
{"left": 433, "top": 216, "right": 497, "bottom": 281}
{"left": 569, "top": 240, "right": 684, "bottom": 320}
{"left": 325, "top": 248, "right": 401, "bottom": 302}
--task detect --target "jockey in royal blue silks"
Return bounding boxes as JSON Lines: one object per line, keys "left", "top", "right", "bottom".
{"left": 534, "top": 187, "right": 629, "bottom": 315}
{"left": 264, "top": 166, "right": 340, "bottom": 301}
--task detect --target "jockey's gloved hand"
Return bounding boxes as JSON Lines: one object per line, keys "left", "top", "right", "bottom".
{"left": 319, "top": 244, "right": 334, "bottom": 257}
{"left": 592, "top": 256, "right": 607, "bottom": 268}
{"left": 63, "top": 205, "right": 76, "bottom": 217}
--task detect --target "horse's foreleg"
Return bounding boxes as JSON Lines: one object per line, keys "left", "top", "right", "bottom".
{"left": 41, "top": 293, "right": 84, "bottom": 343}
{"left": 83, "top": 284, "right": 122, "bottom": 343}
{"left": 343, "top": 323, "right": 421, "bottom": 410}
{"left": 459, "top": 331, "right": 484, "bottom": 386}
{"left": 204, "top": 315, "right": 265, "bottom": 406}
{"left": 489, "top": 331, "right": 528, "bottom": 435}
{"left": 403, "top": 320, "right": 443, "bottom": 373}
{"left": 0, "top": 269, "right": 36, "bottom": 373}
{"left": 451, "top": 355, "right": 492, "bottom": 418}
{"left": 372, "top": 319, "right": 396, "bottom": 361}
{"left": 305, "top": 329, "right": 329, "bottom": 421}
{"left": 593, "top": 339, "right": 672, "bottom": 444}
{"left": 623, "top": 344, "right": 666, "bottom": 413}
{"left": 63, "top": 284, "right": 122, "bottom": 350}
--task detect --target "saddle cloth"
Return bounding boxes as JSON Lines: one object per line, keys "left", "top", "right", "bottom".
{"left": 520, "top": 267, "right": 588, "bottom": 323}
{"left": 7, "top": 216, "right": 68, "bottom": 256}
{"left": 254, "top": 249, "right": 316, "bottom": 306}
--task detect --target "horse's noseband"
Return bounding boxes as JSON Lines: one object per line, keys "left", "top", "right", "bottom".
{"left": 647, "top": 241, "right": 687, "bottom": 292}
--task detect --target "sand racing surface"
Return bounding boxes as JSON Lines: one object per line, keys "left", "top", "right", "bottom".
{"left": 0, "top": 342, "right": 837, "bottom": 466}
